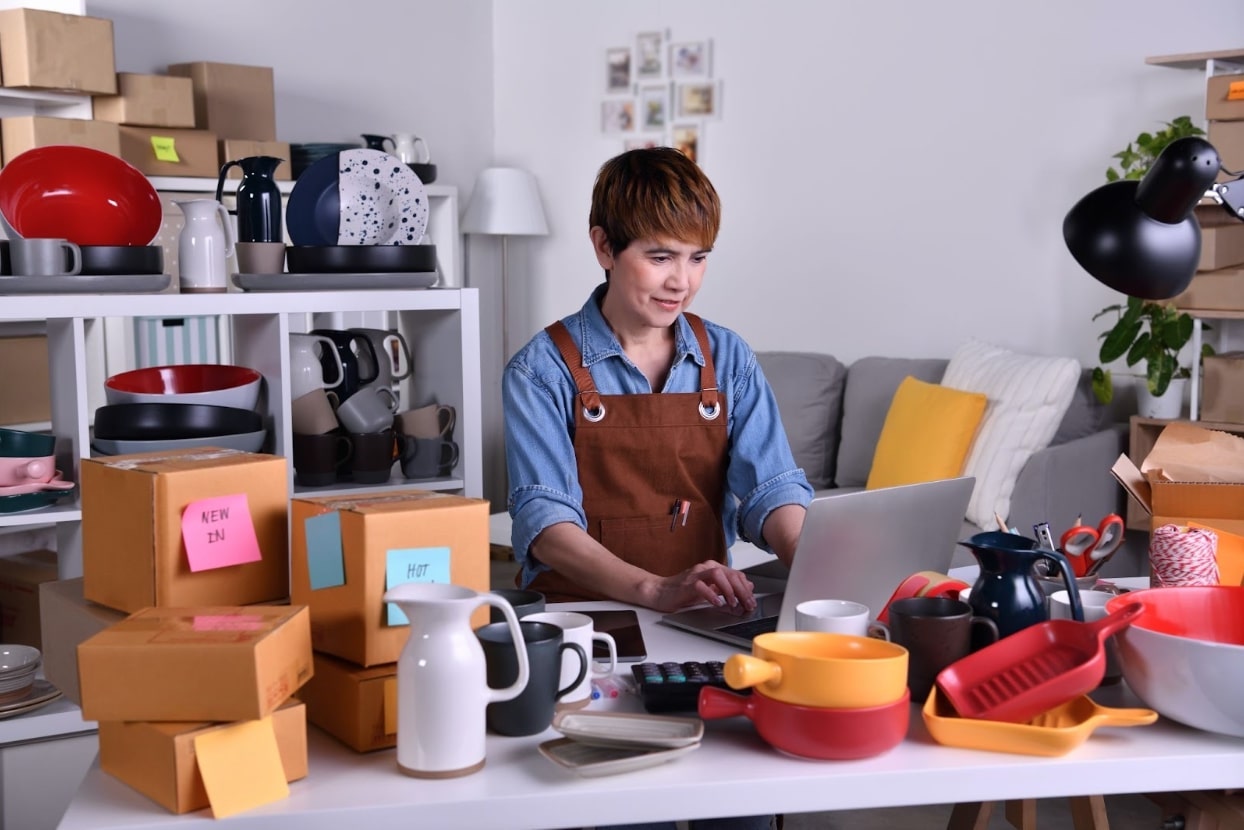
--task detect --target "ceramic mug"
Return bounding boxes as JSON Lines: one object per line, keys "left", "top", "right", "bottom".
{"left": 10, "top": 237, "right": 82, "bottom": 277}
{"left": 350, "top": 327, "right": 413, "bottom": 387}
{"left": 290, "top": 334, "right": 345, "bottom": 399}
{"left": 795, "top": 600, "right": 890, "bottom": 640}
{"left": 290, "top": 388, "right": 340, "bottom": 435}
{"left": 292, "top": 431, "right": 351, "bottom": 487}
{"left": 235, "top": 241, "right": 286, "bottom": 275}
{"left": 398, "top": 435, "right": 459, "bottom": 479}
{"left": 396, "top": 403, "right": 455, "bottom": 439}
{"left": 524, "top": 611, "right": 618, "bottom": 710}
{"left": 345, "top": 429, "right": 396, "bottom": 484}
{"left": 887, "top": 596, "right": 999, "bottom": 703}
{"left": 1051, "top": 589, "right": 1121, "bottom": 685}
{"left": 489, "top": 589, "right": 545, "bottom": 623}
{"left": 311, "top": 328, "right": 380, "bottom": 401}
{"left": 337, "top": 386, "right": 400, "bottom": 435}
{"left": 477, "top": 620, "right": 587, "bottom": 737}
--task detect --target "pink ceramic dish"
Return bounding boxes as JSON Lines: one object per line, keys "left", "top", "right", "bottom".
{"left": 0, "top": 146, "right": 162, "bottom": 246}
{"left": 104, "top": 364, "right": 263, "bottom": 410}
{"left": 0, "top": 455, "right": 55, "bottom": 487}
{"left": 1106, "top": 587, "right": 1244, "bottom": 737}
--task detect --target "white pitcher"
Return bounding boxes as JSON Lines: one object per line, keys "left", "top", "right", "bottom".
{"left": 382, "top": 583, "right": 528, "bottom": 778}
{"left": 175, "top": 199, "right": 235, "bottom": 293}
{"left": 392, "top": 133, "right": 430, "bottom": 165}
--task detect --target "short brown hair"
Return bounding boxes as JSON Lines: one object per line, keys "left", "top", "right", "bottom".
{"left": 589, "top": 148, "right": 721, "bottom": 256}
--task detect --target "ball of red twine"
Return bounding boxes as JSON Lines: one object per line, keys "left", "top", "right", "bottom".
{"left": 1149, "top": 523, "right": 1219, "bottom": 587}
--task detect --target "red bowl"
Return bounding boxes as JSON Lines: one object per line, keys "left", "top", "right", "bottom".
{"left": 699, "top": 685, "right": 910, "bottom": 760}
{"left": 104, "top": 364, "right": 263, "bottom": 410}
{"left": 0, "top": 146, "right": 162, "bottom": 246}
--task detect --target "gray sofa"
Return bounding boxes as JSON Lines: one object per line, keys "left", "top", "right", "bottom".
{"left": 756, "top": 352, "right": 1133, "bottom": 572}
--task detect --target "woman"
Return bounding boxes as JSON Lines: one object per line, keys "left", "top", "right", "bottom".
{"left": 503, "top": 148, "right": 811, "bottom": 614}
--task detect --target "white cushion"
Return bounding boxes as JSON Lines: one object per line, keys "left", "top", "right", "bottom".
{"left": 941, "top": 340, "right": 1080, "bottom": 529}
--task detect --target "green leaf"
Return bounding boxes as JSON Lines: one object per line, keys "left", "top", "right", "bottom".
{"left": 1091, "top": 367, "right": 1113, "bottom": 404}
{"left": 1101, "top": 319, "right": 1142, "bottom": 363}
{"left": 1125, "top": 331, "right": 1151, "bottom": 367}
{"left": 1148, "top": 352, "right": 1174, "bottom": 396}
{"left": 1106, "top": 168, "right": 1119, "bottom": 182}
{"left": 1137, "top": 132, "right": 1155, "bottom": 147}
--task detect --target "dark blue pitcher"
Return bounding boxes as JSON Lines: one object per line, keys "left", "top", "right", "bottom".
{"left": 961, "top": 531, "right": 1083, "bottom": 648}
{"left": 216, "top": 156, "right": 284, "bottom": 244}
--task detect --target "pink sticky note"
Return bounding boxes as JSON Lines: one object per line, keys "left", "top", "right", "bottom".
{"left": 181, "top": 494, "right": 263, "bottom": 572}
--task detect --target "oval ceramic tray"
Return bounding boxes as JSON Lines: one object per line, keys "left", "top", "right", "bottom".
{"left": 538, "top": 737, "right": 699, "bottom": 777}
{"left": 0, "top": 273, "right": 171, "bottom": 294}
{"left": 552, "top": 710, "right": 704, "bottom": 749}
{"left": 233, "top": 272, "right": 438, "bottom": 292}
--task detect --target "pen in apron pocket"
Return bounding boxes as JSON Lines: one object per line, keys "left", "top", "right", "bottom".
{"left": 670, "top": 500, "right": 682, "bottom": 531}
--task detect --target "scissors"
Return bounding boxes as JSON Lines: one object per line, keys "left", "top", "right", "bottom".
{"left": 1059, "top": 514, "right": 1126, "bottom": 577}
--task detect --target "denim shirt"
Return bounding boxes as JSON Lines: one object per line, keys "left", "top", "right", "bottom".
{"left": 503, "top": 283, "right": 813, "bottom": 588}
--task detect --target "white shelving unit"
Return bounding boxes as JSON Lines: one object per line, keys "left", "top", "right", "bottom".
{"left": 0, "top": 287, "right": 483, "bottom": 580}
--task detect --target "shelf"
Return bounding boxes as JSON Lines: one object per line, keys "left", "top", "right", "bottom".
{"left": 1179, "top": 308, "right": 1244, "bottom": 320}
{"left": 149, "top": 176, "right": 457, "bottom": 200}
{"left": 0, "top": 693, "right": 93, "bottom": 749}
{"left": 1147, "top": 48, "right": 1244, "bottom": 70}
{"left": 293, "top": 475, "right": 465, "bottom": 499}
{"left": 0, "top": 505, "right": 80, "bottom": 527}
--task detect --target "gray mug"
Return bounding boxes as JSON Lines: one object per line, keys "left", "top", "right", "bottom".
{"left": 477, "top": 621, "right": 587, "bottom": 737}
{"left": 11, "top": 237, "right": 82, "bottom": 276}
{"left": 398, "top": 435, "right": 459, "bottom": 479}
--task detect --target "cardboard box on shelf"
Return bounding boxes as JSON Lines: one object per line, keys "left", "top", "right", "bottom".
{"left": 0, "top": 335, "right": 50, "bottom": 425}
{"left": 78, "top": 604, "right": 313, "bottom": 722}
{"left": 93, "top": 73, "right": 195, "bottom": 128}
{"left": 1173, "top": 267, "right": 1244, "bottom": 311}
{"left": 38, "top": 577, "right": 126, "bottom": 706}
{"left": 167, "top": 62, "right": 275, "bottom": 141}
{"left": 1, "top": 116, "right": 121, "bottom": 166}
{"left": 1208, "top": 120, "right": 1244, "bottom": 184}
{"left": 219, "top": 140, "right": 292, "bottom": 180}
{"left": 1207, "top": 73, "right": 1244, "bottom": 122}
{"left": 80, "top": 448, "right": 288, "bottom": 614}
{"left": 1195, "top": 202, "right": 1244, "bottom": 271}
{"left": 117, "top": 126, "right": 218, "bottom": 178}
{"left": 296, "top": 651, "right": 396, "bottom": 752}
{"left": 1201, "top": 351, "right": 1244, "bottom": 425}
{"left": 0, "top": 549, "right": 57, "bottom": 648}
{"left": 0, "top": 8, "right": 116, "bottom": 94}
{"left": 290, "top": 490, "right": 490, "bottom": 667}
{"left": 97, "top": 700, "right": 308, "bottom": 815}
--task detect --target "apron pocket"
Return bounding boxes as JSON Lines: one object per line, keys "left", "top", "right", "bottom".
{"left": 598, "top": 510, "right": 724, "bottom": 577}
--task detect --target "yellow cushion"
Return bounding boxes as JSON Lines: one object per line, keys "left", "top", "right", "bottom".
{"left": 866, "top": 377, "right": 987, "bottom": 490}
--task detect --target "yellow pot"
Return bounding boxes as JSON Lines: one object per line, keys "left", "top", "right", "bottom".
{"left": 725, "top": 631, "right": 908, "bottom": 709}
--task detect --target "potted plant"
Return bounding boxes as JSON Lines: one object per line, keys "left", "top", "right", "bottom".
{"left": 1106, "top": 116, "right": 1205, "bottom": 181}
{"left": 1091, "top": 297, "right": 1212, "bottom": 417}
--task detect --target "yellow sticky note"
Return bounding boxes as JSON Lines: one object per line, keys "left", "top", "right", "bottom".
{"left": 1229, "top": 80, "right": 1244, "bottom": 101}
{"left": 150, "top": 135, "right": 180, "bottom": 162}
{"left": 383, "top": 677, "right": 397, "bottom": 735}
{"left": 193, "top": 718, "right": 289, "bottom": 819}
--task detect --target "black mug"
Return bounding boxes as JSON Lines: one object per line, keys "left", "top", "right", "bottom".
{"left": 292, "top": 430, "right": 352, "bottom": 487}
{"left": 311, "top": 328, "right": 380, "bottom": 401}
{"left": 888, "top": 596, "right": 999, "bottom": 703}
{"left": 477, "top": 621, "right": 587, "bottom": 737}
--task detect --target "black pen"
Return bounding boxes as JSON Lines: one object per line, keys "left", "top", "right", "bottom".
{"left": 670, "top": 500, "right": 681, "bottom": 531}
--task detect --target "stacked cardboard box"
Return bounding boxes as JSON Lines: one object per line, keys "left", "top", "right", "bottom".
{"left": 0, "top": 549, "right": 57, "bottom": 648}
{"left": 289, "top": 491, "right": 491, "bottom": 752}
{"left": 93, "top": 71, "right": 220, "bottom": 178}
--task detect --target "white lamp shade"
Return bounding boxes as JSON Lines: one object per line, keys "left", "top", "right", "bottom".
{"left": 461, "top": 167, "right": 549, "bottom": 236}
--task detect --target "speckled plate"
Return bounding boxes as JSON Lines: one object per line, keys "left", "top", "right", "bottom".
{"left": 337, "top": 149, "right": 428, "bottom": 245}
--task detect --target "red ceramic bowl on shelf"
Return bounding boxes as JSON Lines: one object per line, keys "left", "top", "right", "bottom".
{"left": 0, "top": 146, "right": 162, "bottom": 246}
{"left": 104, "top": 364, "right": 263, "bottom": 410}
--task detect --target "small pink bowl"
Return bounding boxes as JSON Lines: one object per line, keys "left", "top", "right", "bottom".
{"left": 0, "top": 455, "right": 55, "bottom": 487}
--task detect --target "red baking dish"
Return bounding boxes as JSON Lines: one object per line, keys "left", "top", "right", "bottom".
{"left": 934, "top": 603, "right": 1143, "bottom": 723}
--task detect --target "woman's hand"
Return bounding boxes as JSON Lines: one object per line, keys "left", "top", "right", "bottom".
{"left": 648, "top": 561, "right": 757, "bottom": 614}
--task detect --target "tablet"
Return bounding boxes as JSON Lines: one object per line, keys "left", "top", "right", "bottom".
{"left": 581, "top": 609, "right": 648, "bottom": 662}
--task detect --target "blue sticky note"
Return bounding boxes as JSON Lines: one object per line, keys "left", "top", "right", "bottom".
{"left": 385, "top": 546, "right": 451, "bottom": 625}
{"left": 304, "top": 512, "right": 345, "bottom": 590}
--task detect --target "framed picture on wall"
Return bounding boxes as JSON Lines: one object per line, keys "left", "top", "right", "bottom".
{"left": 676, "top": 81, "right": 721, "bottom": 119}
{"left": 638, "top": 84, "right": 669, "bottom": 131}
{"left": 672, "top": 124, "right": 700, "bottom": 164}
{"left": 606, "top": 47, "right": 632, "bottom": 93}
{"left": 625, "top": 135, "right": 663, "bottom": 151}
{"left": 636, "top": 31, "right": 663, "bottom": 78}
{"left": 601, "top": 99, "right": 636, "bottom": 133}
{"left": 669, "top": 40, "right": 711, "bottom": 78}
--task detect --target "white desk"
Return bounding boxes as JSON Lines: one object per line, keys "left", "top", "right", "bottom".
{"left": 57, "top": 595, "right": 1244, "bottom": 830}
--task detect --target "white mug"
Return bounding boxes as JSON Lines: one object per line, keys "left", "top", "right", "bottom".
{"left": 289, "top": 333, "right": 345, "bottom": 399}
{"left": 795, "top": 599, "right": 890, "bottom": 640}
{"left": 392, "top": 133, "right": 430, "bottom": 164}
{"left": 523, "top": 611, "right": 617, "bottom": 709}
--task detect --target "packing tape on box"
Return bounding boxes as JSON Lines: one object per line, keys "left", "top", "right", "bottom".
{"left": 313, "top": 492, "right": 451, "bottom": 511}
{"left": 1149, "top": 524, "right": 1220, "bottom": 587}
{"left": 103, "top": 448, "right": 244, "bottom": 469}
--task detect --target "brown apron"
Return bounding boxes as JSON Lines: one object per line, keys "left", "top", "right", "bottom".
{"left": 527, "top": 313, "right": 730, "bottom": 602}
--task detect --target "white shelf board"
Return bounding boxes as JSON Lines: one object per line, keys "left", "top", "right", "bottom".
{"left": 0, "top": 696, "right": 93, "bottom": 748}
{"left": 0, "top": 504, "right": 80, "bottom": 527}
{"left": 149, "top": 176, "right": 457, "bottom": 200}
{"left": 0, "top": 87, "right": 90, "bottom": 107}
{"left": 293, "top": 476, "right": 465, "bottom": 500}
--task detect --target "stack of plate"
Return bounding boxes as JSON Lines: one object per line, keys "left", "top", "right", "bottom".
{"left": 291, "top": 142, "right": 361, "bottom": 179}
{"left": 538, "top": 711, "right": 703, "bottom": 777}
{"left": 0, "top": 644, "right": 40, "bottom": 703}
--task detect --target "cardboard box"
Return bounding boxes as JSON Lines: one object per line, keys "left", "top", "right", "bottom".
{"left": 38, "top": 577, "right": 127, "bottom": 706}
{"left": 1207, "top": 120, "right": 1244, "bottom": 184}
{"left": 1195, "top": 202, "right": 1244, "bottom": 271}
{"left": 290, "top": 491, "right": 490, "bottom": 667}
{"left": 1, "top": 116, "right": 121, "bottom": 166}
{"left": 0, "top": 8, "right": 116, "bottom": 94}
{"left": 77, "top": 604, "right": 313, "bottom": 722}
{"left": 118, "top": 126, "right": 218, "bottom": 179}
{"left": 1173, "top": 267, "right": 1244, "bottom": 311}
{"left": 93, "top": 73, "right": 195, "bottom": 128}
{"left": 98, "top": 700, "right": 307, "bottom": 815}
{"left": 0, "top": 549, "right": 57, "bottom": 648}
{"left": 167, "top": 62, "right": 275, "bottom": 141}
{"left": 1201, "top": 352, "right": 1244, "bottom": 425}
{"left": 296, "top": 652, "right": 396, "bottom": 752}
{"left": 219, "top": 139, "right": 291, "bottom": 180}
{"left": 81, "top": 449, "right": 289, "bottom": 614}
{"left": 0, "top": 335, "right": 50, "bottom": 424}
{"left": 1207, "top": 73, "right": 1244, "bottom": 122}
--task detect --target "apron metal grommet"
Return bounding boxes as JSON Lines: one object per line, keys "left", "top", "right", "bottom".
{"left": 583, "top": 404, "right": 607, "bottom": 422}
{"left": 698, "top": 402, "right": 720, "bottom": 420}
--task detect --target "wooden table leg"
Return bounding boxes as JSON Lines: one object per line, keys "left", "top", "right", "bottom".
{"left": 947, "top": 801, "right": 994, "bottom": 830}
{"left": 1069, "top": 795, "right": 1111, "bottom": 830}
{"left": 1005, "top": 799, "right": 1037, "bottom": 830}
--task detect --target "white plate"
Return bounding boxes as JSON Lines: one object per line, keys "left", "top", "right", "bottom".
{"left": 233, "top": 272, "right": 438, "bottom": 292}
{"left": 337, "top": 149, "right": 429, "bottom": 245}
{"left": 538, "top": 738, "right": 699, "bottom": 778}
{"left": 552, "top": 711, "right": 704, "bottom": 750}
{"left": 0, "top": 679, "right": 61, "bottom": 719}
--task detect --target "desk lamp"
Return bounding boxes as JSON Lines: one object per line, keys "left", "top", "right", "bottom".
{"left": 1063, "top": 136, "right": 1244, "bottom": 299}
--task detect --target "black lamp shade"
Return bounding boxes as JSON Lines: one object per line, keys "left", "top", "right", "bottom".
{"left": 1063, "top": 137, "right": 1221, "bottom": 300}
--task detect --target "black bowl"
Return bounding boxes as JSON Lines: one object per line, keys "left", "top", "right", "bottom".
{"left": 408, "top": 162, "right": 437, "bottom": 184}
{"left": 286, "top": 244, "right": 438, "bottom": 274}
{"left": 80, "top": 245, "right": 164, "bottom": 276}
{"left": 93, "top": 403, "right": 263, "bottom": 441}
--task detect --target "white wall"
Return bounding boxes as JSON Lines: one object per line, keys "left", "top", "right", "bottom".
{"left": 492, "top": 0, "right": 1244, "bottom": 367}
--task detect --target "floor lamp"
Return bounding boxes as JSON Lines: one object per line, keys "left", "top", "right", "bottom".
{"left": 461, "top": 167, "right": 549, "bottom": 359}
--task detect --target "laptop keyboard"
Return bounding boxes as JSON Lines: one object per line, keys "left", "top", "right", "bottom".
{"left": 716, "top": 615, "right": 779, "bottom": 640}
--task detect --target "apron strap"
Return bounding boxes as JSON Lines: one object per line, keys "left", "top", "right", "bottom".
{"left": 546, "top": 321, "right": 604, "bottom": 417}
{"left": 683, "top": 313, "right": 721, "bottom": 419}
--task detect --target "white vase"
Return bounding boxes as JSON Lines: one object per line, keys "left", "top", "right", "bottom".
{"left": 1136, "top": 377, "right": 1187, "bottom": 420}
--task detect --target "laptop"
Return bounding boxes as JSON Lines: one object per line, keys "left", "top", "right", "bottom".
{"left": 659, "top": 476, "right": 975, "bottom": 649}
